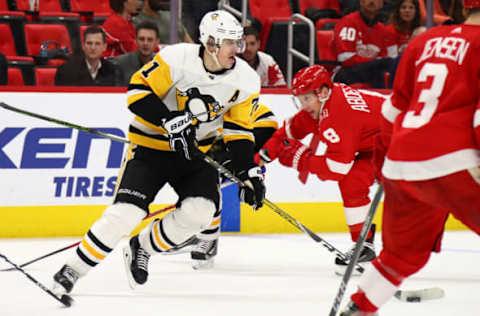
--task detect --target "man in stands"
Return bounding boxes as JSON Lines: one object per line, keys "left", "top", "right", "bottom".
{"left": 340, "top": 0, "right": 480, "bottom": 314}
{"left": 238, "top": 26, "right": 286, "bottom": 88}
{"left": 333, "top": 0, "right": 396, "bottom": 88}
{"left": 256, "top": 65, "right": 387, "bottom": 274}
{"left": 133, "top": 0, "right": 193, "bottom": 44}
{"left": 55, "top": 26, "right": 121, "bottom": 86}
{"left": 113, "top": 21, "right": 160, "bottom": 86}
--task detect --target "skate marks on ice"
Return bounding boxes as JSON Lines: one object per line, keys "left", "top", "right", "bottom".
{"left": 0, "top": 232, "right": 479, "bottom": 316}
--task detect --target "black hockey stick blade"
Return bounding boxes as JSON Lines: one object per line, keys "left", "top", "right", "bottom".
{"left": 0, "top": 253, "right": 73, "bottom": 307}
{"left": 394, "top": 287, "right": 445, "bottom": 302}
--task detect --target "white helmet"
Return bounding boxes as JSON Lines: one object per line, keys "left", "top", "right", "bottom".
{"left": 199, "top": 10, "right": 244, "bottom": 53}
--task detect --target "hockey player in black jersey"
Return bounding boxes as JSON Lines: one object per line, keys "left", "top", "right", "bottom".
{"left": 52, "top": 9, "right": 266, "bottom": 293}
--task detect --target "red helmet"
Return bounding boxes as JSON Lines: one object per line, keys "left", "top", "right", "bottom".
{"left": 464, "top": 0, "right": 480, "bottom": 8}
{"left": 291, "top": 65, "right": 333, "bottom": 96}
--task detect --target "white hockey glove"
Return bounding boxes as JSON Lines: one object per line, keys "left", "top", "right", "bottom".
{"left": 237, "top": 166, "right": 266, "bottom": 210}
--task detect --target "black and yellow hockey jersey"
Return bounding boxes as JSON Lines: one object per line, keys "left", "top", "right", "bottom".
{"left": 126, "top": 43, "right": 261, "bottom": 153}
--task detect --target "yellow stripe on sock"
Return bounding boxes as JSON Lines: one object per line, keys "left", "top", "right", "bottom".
{"left": 81, "top": 238, "right": 105, "bottom": 260}
{"left": 153, "top": 222, "right": 171, "bottom": 251}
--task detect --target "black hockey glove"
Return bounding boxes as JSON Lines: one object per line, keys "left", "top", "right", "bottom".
{"left": 169, "top": 126, "right": 198, "bottom": 160}
{"left": 237, "top": 166, "right": 266, "bottom": 210}
{"left": 162, "top": 111, "right": 198, "bottom": 160}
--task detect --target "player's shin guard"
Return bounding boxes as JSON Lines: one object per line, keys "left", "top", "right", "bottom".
{"left": 337, "top": 204, "right": 376, "bottom": 276}
{"left": 53, "top": 203, "right": 146, "bottom": 293}
{"left": 348, "top": 257, "right": 403, "bottom": 313}
{"left": 138, "top": 197, "right": 217, "bottom": 254}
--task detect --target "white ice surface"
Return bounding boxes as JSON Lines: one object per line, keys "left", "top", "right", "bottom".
{"left": 0, "top": 231, "right": 478, "bottom": 316}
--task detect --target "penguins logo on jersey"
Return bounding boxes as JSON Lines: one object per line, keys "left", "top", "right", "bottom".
{"left": 181, "top": 88, "right": 224, "bottom": 123}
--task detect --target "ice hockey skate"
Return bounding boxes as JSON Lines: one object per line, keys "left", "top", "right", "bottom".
{"left": 52, "top": 264, "right": 80, "bottom": 294}
{"left": 340, "top": 301, "right": 378, "bottom": 316}
{"left": 191, "top": 238, "right": 218, "bottom": 270}
{"left": 123, "top": 235, "right": 150, "bottom": 289}
{"left": 335, "top": 224, "right": 376, "bottom": 276}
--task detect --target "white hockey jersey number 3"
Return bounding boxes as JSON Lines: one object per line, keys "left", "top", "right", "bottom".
{"left": 402, "top": 62, "right": 448, "bottom": 129}
{"left": 323, "top": 128, "right": 340, "bottom": 143}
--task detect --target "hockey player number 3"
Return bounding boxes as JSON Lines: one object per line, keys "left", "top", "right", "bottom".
{"left": 402, "top": 62, "right": 448, "bottom": 129}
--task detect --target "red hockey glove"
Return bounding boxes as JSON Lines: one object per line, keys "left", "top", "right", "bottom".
{"left": 254, "top": 127, "right": 287, "bottom": 164}
{"left": 278, "top": 138, "right": 312, "bottom": 172}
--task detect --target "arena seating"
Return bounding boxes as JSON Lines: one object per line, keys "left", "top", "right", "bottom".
{"left": 34, "top": 67, "right": 57, "bottom": 86}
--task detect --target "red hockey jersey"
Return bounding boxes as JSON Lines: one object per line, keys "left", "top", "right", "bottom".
{"left": 333, "top": 11, "right": 396, "bottom": 67}
{"left": 381, "top": 24, "right": 480, "bottom": 181}
{"left": 285, "top": 83, "right": 384, "bottom": 181}
{"left": 384, "top": 24, "right": 412, "bottom": 57}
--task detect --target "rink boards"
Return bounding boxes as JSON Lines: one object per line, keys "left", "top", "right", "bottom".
{"left": 0, "top": 89, "right": 467, "bottom": 237}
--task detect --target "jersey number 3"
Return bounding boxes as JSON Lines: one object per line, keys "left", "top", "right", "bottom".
{"left": 402, "top": 62, "right": 448, "bottom": 129}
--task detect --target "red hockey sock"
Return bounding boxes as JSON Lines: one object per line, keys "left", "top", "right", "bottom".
{"left": 351, "top": 289, "right": 378, "bottom": 313}
{"left": 348, "top": 222, "right": 373, "bottom": 242}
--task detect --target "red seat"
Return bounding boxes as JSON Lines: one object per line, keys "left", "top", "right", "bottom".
{"left": 69, "top": 0, "right": 111, "bottom": 22}
{"left": 249, "top": 0, "right": 292, "bottom": 50}
{"left": 298, "top": 0, "right": 341, "bottom": 15}
{"left": 0, "top": 0, "right": 8, "bottom": 10}
{"left": 315, "top": 30, "right": 338, "bottom": 73}
{"left": 16, "top": 0, "right": 80, "bottom": 22}
{"left": 24, "top": 23, "right": 73, "bottom": 56}
{"left": 0, "top": 23, "right": 34, "bottom": 62}
{"left": 16, "top": 0, "right": 62, "bottom": 11}
{"left": 35, "top": 67, "right": 57, "bottom": 86}
{"left": 0, "top": 24, "right": 16, "bottom": 56}
{"left": 7, "top": 68, "right": 25, "bottom": 85}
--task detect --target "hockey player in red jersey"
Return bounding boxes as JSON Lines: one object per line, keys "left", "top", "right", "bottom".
{"left": 256, "top": 65, "right": 387, "bottom": 274}
{"left": 340, "top": 1, "right": 480, "bottom": 314}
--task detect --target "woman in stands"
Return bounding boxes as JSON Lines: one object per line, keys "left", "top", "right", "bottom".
{"left": 102, "top": 0, "right": 139, "bottom": 58}
{"left": 385, "top": 0, "right": 423, "bottom": 56}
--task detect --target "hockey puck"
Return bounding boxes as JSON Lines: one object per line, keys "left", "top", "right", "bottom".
{"left": 60, "top": 294, "right": 73, "bottom": 307}
{"left": 406, "top": 296, "right": 421, "bottom": 302}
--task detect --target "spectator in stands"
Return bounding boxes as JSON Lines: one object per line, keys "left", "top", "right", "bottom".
{"left": 133, "top": 0, "right": 193, "bottom": 44}
{"left": 113, "top": 21, "right": 160, "bottom": 86}
{"left": 238, "top": 26, "right": 286, "bottom": 88}
{"left": 385, "top": 0, "right": 422, "bottom": 57}
{"left": 102, "top": 0, "right": 139, "bottom": 58}
{"left": 0, "top": 52, "right": 7, "bottom": 85}
{"left": 332, "top": 0, "right": 397, "bottom": 88}
{"left": 55, "top": 26, "right": 121, "bottom": 86}
{"left": 419, "top": 0, "right": 465, "bottom": 25}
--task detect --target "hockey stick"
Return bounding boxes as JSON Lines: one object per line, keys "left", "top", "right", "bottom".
{"left": 0, "top": 204, "right": 176, "bottom": 272}
{"left": 0, "top": 102, "right": 366, "bottom": 273}
{"left": 0, "top": 253, "right": 73, "bottom": 307}
{"left": 0, "top": 102, "right": 129, "bottom": 144}
{"left": 329, "top": 185, "right": 383, "bottom": 316}
{"left": 2, "top": 102, "right": 443, "bottom": 302}
{"left": 201, "top": 154, "right": 365, "bottom": 272}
